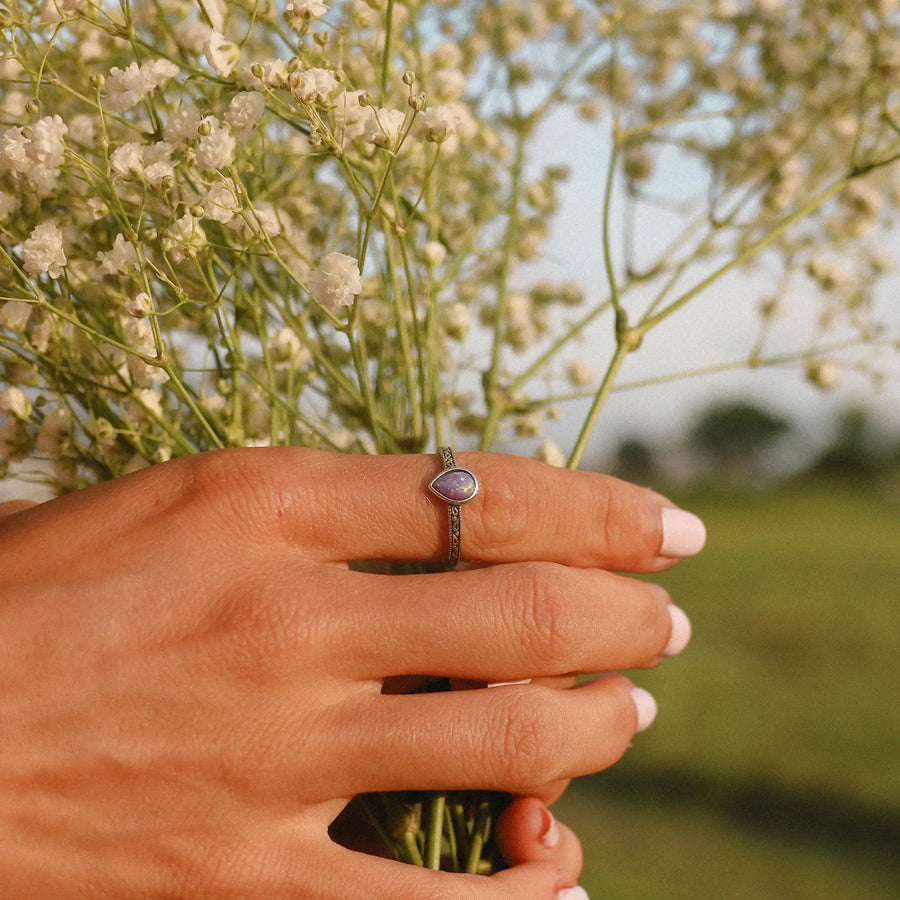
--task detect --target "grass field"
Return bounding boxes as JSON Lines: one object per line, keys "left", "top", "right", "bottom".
{"left": 555, "top": 479, "right": 900, "bottom": 898}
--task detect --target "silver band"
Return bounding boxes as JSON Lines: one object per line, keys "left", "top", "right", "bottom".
{"left": 429, "top": 446, "right": 479, "bottom": 566}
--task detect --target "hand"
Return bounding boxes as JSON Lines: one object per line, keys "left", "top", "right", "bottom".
{"left": 0, "top": 448, "right": 703, "bottom": 897}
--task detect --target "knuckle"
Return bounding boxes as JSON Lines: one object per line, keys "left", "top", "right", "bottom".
{"left": 595, "top": 478, "right": 659, "bottom": 563}
{"left": 179, "top": 449, "right": 272, "bottom": 522}
{"left": 512, "top": 562, "right": 579, "bottom": 671}
{"left": 473, "top": 463, "right": 551, "bottom": 557}
{"left": 484, "top": 690, "right": 567, "bottom": 789}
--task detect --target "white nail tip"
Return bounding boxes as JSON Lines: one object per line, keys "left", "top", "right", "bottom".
{"left": 660, "top": 508, "right": 707, "bottom": 557}
{"left": 630, "top": 686, "right": 658, "bottom": 733}
{"left": 556, "top": 888, "right": 590, "bottom": 900}
{"left": 663, "top": 604, "right": 692, "bottom": 657}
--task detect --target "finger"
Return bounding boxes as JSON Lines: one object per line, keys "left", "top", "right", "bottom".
{"left": 163, "top": 448, "right": 705, "bottom": 571}
{"left": 0, "top": 499, "right": 37, "bottom": 518}
{"left": 496, "top": 797, "right": 583, "bottom": 883}
{"left": 323, "top": 563, "right": 688, "bottom": 681}
{"left": 314, "top": 675, "right": 653, "bottom": 797}
{"left": 316, "top": 844, "right": 577, "bottom": 900}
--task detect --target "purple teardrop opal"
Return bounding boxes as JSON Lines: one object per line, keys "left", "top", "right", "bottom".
{"left": 430, "top": 467, "right": 478, "bottom": 504}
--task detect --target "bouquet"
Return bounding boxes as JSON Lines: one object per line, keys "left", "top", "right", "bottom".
{"left": 2, "top": 0, "right": 898, "bottom": 872}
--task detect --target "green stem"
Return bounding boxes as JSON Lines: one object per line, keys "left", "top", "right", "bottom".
{"left": 567, "top": 339, "right": 632, "bottom": 471}
{"left": 465, "top": 800, "right": 493, "bottom": 875}
{"left": 478, "top": 122, "right": 530, "bottom": 452}
{"left": 424, "top": 793, "right": 446, "bottom": 870}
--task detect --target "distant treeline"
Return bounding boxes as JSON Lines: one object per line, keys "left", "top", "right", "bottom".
{"left": 608, "top": 400, "right": 900, "bottom": 489}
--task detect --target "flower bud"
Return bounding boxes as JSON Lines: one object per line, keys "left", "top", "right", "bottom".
{"left": 806, "top": 360, "right": 839, "bottom": 390}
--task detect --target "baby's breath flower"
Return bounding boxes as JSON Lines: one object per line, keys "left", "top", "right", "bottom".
{"left": 0, "top": 191, "right": 20, "bottom": 220}
{"left": 431, "top": 68, "right": 467, "bottom": 102}
{"left": 166, "top": 213, "right": 206, "bottom": 262}
{"left": 288, "top": 0, "right": 329, "bottom": 16}
{"left": 164, "top": 106, "right": 203, "bottom": 145}
{"left": 289, "top": 67, "right": 339, "bottom": 104}
{"left": 0, "top": 114, "right": 67, "bottom": 195}
{"left": 415, "top": 104, "right": 460, "bottom": 143}
{"left": 127, "top": 388, "right": 163, "bottom": 426}
{"left": 143, "top": 153, "right": 176, "bottom": 190}
{"left": 206, "top": 31, "right": 240, "bottom": 78}
{"left": 36, "top": 407, "right": 73, "bottom": 455}
{"left": 308, "top": 252, "right": 363, "bottom": 309}
{"left": 23, "top": 222, "right": 67, "bottom": 278}
{"left": 535, "top": 439, "right": 566, "bottom": 467}
{"left": 0, "top": 300, "right": 32, "bottom": 331}
{"left": 0, "top": 386, "right": 31, "bottom": 420}
{"left": 566, "top": 360, "right": 595, "bottom": 387}
{"left": 268, "top": 326, "right": 312, "bottom": 368}
{"left": 174, "top": 20, "right": 213, "bottom": 54}
{"left": 421, "top": 241, "right": 447, "bottom": 267}
{"left": 96, "top": 233, "right": 139, "bottom": 276}
{"left": 225, "top": 92, "right": 266, "bottom": 132}
{"left": 202, "top": 184, "right": 241, "bottom": 224}
{"left": 806, "top": 360, "right": 839, "bottom": 390}
{"left": 126, "top": 291, "right": 153, "bottom": 318}
{"left": 109, "top": 142, "right": 145, "bottom": 179}
{"left": 286, "top": 0, "right": 329, "bottom": 28}
{"left": 104, "top": 60, "right": 180, "bottom": 113}
{"left": 333, "top": 89, "right": 370, "bottom": 140}
{"left": 441, "top": 302, "right": 470, "bottom": 340}
{"left": 39, "top": 0, "right": 89, "bottom": 25}
{"left": 196, "top": 117, "right": 235, "bottom": 171}
{"left": 234, "top": 201, "right": 282, "bottom": 240}
{"left": 363, "top": 107, "right": 406, "bottom": 148}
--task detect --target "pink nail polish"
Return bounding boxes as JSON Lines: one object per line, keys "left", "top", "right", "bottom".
{"left": 538, "top": 808, "right": 560, "bottom": 849}
{"left": 630, "top": 686, "right": 657, "bottom": 732}
{"left": 663, "top": 605, "right": 692, "bottom": 657}
{"left": 660, "top": 507, "right": 707, "bottom": 557}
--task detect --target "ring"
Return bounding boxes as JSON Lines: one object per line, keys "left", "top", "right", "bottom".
{"left": 429, "top": 446, "right": 479, "bottom": 567}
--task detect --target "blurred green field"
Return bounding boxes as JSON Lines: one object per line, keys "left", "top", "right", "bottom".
{"left": 556, "top": 480, "right": 900, "bottom": 899}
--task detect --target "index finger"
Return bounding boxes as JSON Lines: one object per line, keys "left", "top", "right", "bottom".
{"left": 190, "top": 448, "right": 706, "bottom": 571}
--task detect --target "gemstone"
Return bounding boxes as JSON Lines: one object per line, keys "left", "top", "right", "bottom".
{"left": 430, "top": 467, "right": 478, "bottom": 504}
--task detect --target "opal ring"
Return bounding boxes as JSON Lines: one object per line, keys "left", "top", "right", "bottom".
{"left": 429, "top": 446, "right": 479, "bottom": 567}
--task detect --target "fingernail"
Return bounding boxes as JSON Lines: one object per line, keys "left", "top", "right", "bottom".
{"left": 660, "top": 507, "right": 707, "bottom": 557}
{"left": 538, "top": 807, "right": 560, "bottom": 849}
{"left": 556, "top": 887, "right": 590, "bottom": 900}
{"left": 630, "top": 686, "right": 657, "bottom": 732}
{"left": 663, "top": 604, "right": 692, "bottom": 657}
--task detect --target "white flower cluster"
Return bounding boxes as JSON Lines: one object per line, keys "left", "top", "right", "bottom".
{"left": 308, "top": 253, "right": 363, "bottom": 309}
{"left": 105, "top": 59, "right": 180, "bottom": 113}
{"left": 0, "top": 0, "right": 896, "bottom": 493}
{"left": 0, "top": 114, "right": 68, "bottom": 195}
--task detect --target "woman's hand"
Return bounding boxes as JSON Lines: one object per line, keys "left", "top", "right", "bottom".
{"left": 0, "top": 448, "right": 703, "bottom": 897}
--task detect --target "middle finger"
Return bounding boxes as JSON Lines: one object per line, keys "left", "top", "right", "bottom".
{"left": 312, "top": 563, "right": 687, "bottom": 683}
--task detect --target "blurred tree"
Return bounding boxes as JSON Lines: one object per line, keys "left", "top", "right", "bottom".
{"left": 611, "top": 436, "right": 662, "bottom": 486}
{"left": 810, "top": 408, "right": 895, "bottom": 480}
{"left": 688, "top": 400, "right": 791, "bottom": 482}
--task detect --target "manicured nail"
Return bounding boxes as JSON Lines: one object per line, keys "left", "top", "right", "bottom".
{"left": 660, "top": 507, "right": 707, "bottom": 557}
{"left": 556, "top": 887, "right": 590, "bottom": 900}
{"left": 538, "top": 807, "right": 560, "bottom": 849}
{"left": 663, "top": 604, "right": 692, "bottom": 657}
{"left": 630, "top": 686, "right": 657, "bottom": 732}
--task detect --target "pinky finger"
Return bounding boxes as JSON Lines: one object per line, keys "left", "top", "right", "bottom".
{"left": 315, "top": 843, "right": 581, "bottom": 900}
{"left": 495, "top": 796, "right": 583, "bottom": 879}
